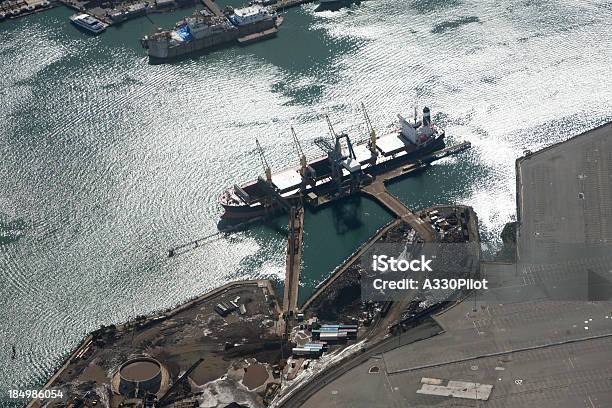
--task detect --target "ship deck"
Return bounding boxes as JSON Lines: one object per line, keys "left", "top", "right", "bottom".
{"left": 376, "top": 130, "right": 415, "bottom": 155}
{"left": 262, "top": 131, "right": 430, "bottom": 194}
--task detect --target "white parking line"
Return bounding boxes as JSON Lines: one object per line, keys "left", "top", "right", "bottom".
{"left": 587, "top": 395, "right": 596, "bottom": 408}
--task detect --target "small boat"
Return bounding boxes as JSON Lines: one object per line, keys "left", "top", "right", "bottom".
{"left": 11, "top": 8, "right": 21, "bottom": 16}
{"left": 69, "top": 13, "right": 108, "bottom": 34}
{"left": 0, "top": 11, "right": 6, "bottom": 20}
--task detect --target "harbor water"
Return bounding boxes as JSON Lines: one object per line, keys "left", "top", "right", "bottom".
{"left": 0, "top": 0, "right": 611, "bottom": 401}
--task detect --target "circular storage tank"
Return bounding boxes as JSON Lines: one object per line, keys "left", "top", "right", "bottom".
{"left": 118, "top": 357, "right": 162, "bottom": 397}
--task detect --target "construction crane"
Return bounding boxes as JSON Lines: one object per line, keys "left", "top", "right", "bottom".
{"left": 362, "top": 102, "right": 378, "bottom": 161}
{"left": 255, "top": 138, "right": 272, "bottom": 183}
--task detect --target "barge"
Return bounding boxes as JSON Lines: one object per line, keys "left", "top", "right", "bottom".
{"left": 141, "top": 3, "right": 282, "bottom": 61}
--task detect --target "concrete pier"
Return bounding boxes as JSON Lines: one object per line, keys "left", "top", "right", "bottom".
{"left": 360, "top": 142, "right": 471, "bottom": 242}
{"left": 362, "top": 182, "right": 435, "bottom": 242}
{"left": 282, "top": 206, "right": 304, "bottom": 319}
{"left": 201, "top": 0, "right": 223, "bottom": 17}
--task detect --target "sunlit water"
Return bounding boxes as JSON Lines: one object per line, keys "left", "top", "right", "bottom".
{"left": 0, "top": 0, "right": 610, "bottom": 400}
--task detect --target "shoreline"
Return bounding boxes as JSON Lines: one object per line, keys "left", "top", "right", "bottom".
{"left": 26, "top": 279, "right": 281, "bottom": 408}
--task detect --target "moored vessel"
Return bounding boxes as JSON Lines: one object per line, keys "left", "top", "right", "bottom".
{"left": 69, "top": 13, "right": 108, "bottom": 34}
{"left": 219, "top": 106, "right": 447, "bottom": 220}
{"left": 141, "top": 3, "right": 282, "bottom": 61}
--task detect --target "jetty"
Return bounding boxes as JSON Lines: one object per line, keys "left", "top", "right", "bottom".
{"left": 362, "top": 182, "right": 435, "bottom": 241}
{"left": 283, "top": 206, "right": 304, "bottom": 317}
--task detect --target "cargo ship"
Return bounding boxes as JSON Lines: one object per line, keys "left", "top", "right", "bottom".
{"left": 141, "top": 2, "right": 282, "bottom": 61}
{"left": 219, "top": 107, "right": 446, "bottom": 220}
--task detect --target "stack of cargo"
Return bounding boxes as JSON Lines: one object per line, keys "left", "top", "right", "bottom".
{"left": 292, "top": 342, "right": 326, "bottom": 358}
{"left": 311, "top": 324, "right": 358, "bottom": 341}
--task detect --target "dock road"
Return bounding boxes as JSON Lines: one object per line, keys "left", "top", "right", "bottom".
{"left": 362, "top": 179, "right": 436, "bottom": 242}
{"left": 282, "top": 206, "right": 304, "bottom": 320}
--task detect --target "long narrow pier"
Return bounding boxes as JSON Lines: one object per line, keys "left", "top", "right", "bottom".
{"left": 282, "top": 206, "right": 304, "bottom": 317}
{"left": 201, "top": 0, "right": 224, "bottom": 17}
{"left": 167, "top": 216, "right": 265, "bottom": 258}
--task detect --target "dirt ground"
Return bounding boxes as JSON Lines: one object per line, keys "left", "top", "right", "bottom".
{"left": 41, "top": 280, "right": 283, "bottom": 407}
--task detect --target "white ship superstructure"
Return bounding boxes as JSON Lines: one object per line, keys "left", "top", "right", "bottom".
{"left": 69, "top": 13, "right": 108, "bottom": 34}
{"left": 185, "top": 15, "right": 233, "bottom": 39}
{"left": 229, "top": 5, "right": 275, "bottom": 26}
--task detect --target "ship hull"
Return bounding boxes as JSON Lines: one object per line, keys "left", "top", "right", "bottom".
{"left": 147, "top": 18, "right": 280, "bottom": 62}
{"left": 220, "top": 134, "right": 445, "bottom": 220}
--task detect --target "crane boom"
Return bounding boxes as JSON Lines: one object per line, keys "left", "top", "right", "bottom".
{"left": 291, "top": 126, "right": 308, "bottom": 176}
{"left": 361, "top": 102, "right": 378, "bottom": 161}
{"left": 325, "top": 115, "right": 337, "bottom": 141}
{"left": 361, "top": 102, "right": 374, "bottom": 137}
{"left": 255, "top": 139, "right": 272, "bottom": 182}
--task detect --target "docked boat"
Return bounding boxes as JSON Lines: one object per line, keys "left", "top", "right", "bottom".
{"left": 69, "top": 13, "right": 108, "bottom": 34}
{"left": 141, "top": 4, "right": 282, "bottom": 61}
{"left": 219, "top": 106, "right": 446, "bottom": 220}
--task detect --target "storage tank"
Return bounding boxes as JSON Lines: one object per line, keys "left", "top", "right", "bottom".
{"left": 118, "top": 357, "right": 163, "bottom": 397}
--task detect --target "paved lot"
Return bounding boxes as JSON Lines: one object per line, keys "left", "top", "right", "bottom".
{"left": 302, "top": 298, "right": 612, "bottom": 408}
{"left": 299, "top": 124, "right": 612, "bottom": 407}
{"left": 517, "top": 123, "right": 612, "bottom": 265}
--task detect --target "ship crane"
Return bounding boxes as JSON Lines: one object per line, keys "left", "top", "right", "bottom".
{"left": 314, "top": 115, "right": 361, "bottom": 193}
{"left": 256, "top": 138, "right": 272, "bottom": 183}
{"left": 361, "top": 102, "right": 378, "bottom": 163}
{"left": 291, "top": 127, "right": 316, "bottom": 183}
{"left": 254, "top": 139, "right": 291, "bottom": 214}
{"left": 313, "top": 136, "right": 335, "bottom": 154}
